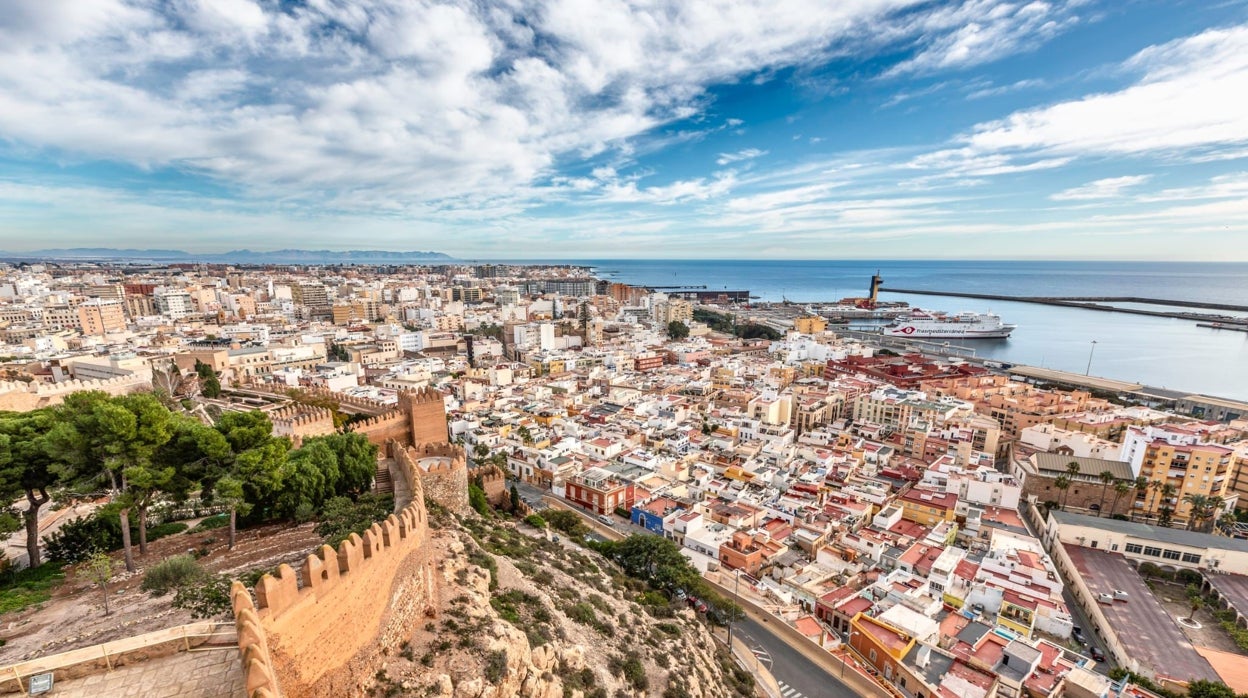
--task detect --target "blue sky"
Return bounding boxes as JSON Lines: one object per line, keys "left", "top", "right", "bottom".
{"left": 2, "top": 0, "right": 1248, "bottom": 260}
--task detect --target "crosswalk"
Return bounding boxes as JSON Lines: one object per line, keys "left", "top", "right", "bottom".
{"left": 778, "top": 681, "right": 806, "bottom": 698}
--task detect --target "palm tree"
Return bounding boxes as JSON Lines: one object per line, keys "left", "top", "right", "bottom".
{"left": 1132, "top": 476, "right": 1149, "bottom": 520}
{"left": 1148, "top": 480, "right": 1166, "bottom": 522}
{"left": 1110, "top": 481, "right": 1132, "bottom": 518}
{"left": 1158, "top": 483, "right": 1178, "bottom": 527}
{"left": 1055, "top": 475, "right": 1072, "bottom": 510}
{"left": 1097, "top": 471, "right": 1116, "bottom": 517}
{"left": 1182, "top": 493, "right": 1209, "bottom": 531}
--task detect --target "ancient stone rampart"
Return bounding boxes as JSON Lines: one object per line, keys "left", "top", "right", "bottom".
{"left": 230, "top": 472, "right": 434, "bottom": 698}
{"left": 401, "top": 387, "right": 449, "bottom": 445}
{"left": 346, "top": 409, "right": 410, "bottom": 447}
{"left": 270, "top": 406, "right": 336, "bottom": 447}
{"left": 299, "top": 387, "right": 391, "bottom": 414}
{"left": 0, "top": 374, "right": 151, "bottom": 411}
{"left": 412, "top": 442, "right": 470, "bottom": 515}
{"left": 472, "top": 464, "right": 508, "bottom": 508}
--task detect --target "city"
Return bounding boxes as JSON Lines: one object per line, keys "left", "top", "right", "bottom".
{"left": 1, "top": 260, "right": 1246, "bottom": 698}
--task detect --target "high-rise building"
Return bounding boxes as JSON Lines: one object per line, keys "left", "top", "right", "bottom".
{"left": 154, "top": 289, "right": 194, "bottom": 318}
{"left": 292, "top": 282, "right": 330, "bottom": 308}
{"left": 77, "top": 298, "right": 126, "bottom": 335}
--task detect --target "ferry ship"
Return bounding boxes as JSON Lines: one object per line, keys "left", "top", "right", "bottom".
{"left": 881, "top": 311, "right": 1016, "bottom": 338}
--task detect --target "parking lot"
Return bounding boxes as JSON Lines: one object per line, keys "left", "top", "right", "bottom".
{"left": 1064, "top": 545, "right": 1221, "bottom": 683}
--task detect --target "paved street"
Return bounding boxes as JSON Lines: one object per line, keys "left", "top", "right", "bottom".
{"left": 733, "top": 617, "right": 865, "bottom": 698}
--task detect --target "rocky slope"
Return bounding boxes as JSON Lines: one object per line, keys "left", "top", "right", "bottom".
{"left": 364, "top": 512, "right": 754, "bottom": 698}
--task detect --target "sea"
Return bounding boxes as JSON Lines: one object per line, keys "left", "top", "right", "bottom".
{"left": 498, "top": 260, "right": 1248, "bottom": 401}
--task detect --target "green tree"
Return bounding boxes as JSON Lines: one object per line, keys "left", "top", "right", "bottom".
{"left": 1131, "top": 476, "right": 1149, "bottom": 520}
{"left": 579, "top": 301, "right": 591, "bottom": 342}
{"left": 47, "top": 392, "right": 175, "bottom": 572}
{"left": 277, "top": 440, "right": 337, "bottom": 519}
{"left": 1185, "top": 680, "right": 1240, "bottom": 698}
{"left": 195, "top": 360, "right": 221, "bottom": 398}
{"left": 1054, "top": 475, "right": 1071, "bottom": 510}
{"left": 1097, "top": 471, "right": 1116, "bottom": 517}
{"left": 311, "top": 433, "right": 377, "bottom": 498}
{"left": 510, "top": 485, "right": 521, "bottom": 512}
{"left": 81, "top": 551, "right": 116, "bottom": 616}
{"left": 1183, "top": 493, "right": 1210, "bottom": 531}
{"left": 1110, "top": 481, "right": 1132, "bottom": 518}
{"left": 667, "top": 321, "right": 690, "bottom": 340}
{"left": 516, "top": 425, "right": 533, "bottom": 444}
{"left": 1158, "top": 483, "right": 1178, "bottom": 527}
{"left": 0, "top": 409, "right": 61, "bottom": 567}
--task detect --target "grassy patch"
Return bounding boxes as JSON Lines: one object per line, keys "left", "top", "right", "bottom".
{"left": 0, "top": 562, "right": 66, "bottom": 615}
{"left": 188, "top": 514, "right": 229, "bottom": 533}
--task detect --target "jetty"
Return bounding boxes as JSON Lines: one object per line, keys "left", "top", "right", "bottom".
{"left": 879, "top": 288, "right": 1248, "bottom": 326}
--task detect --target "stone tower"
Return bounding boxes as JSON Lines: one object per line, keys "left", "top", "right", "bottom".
{"left": 402, "top": 387, "right": 449, "bottom": 447}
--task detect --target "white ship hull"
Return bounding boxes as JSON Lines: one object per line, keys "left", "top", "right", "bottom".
{"left": 880, "top": 311, "right": 1016, "bottom": 338}
{"left": 881, "top": 326, "right": 1015, "bottom": 338}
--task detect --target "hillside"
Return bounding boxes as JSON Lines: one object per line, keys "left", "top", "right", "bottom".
{"left": 370, "top": 508, "right": 754, "bottom": 698}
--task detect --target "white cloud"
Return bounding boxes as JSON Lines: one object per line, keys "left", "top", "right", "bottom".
{"left": 715, "top": 148, "right": 768, "bottom": 165}
{"left": 1051, "top": 175, "right": 1151, "bottom": 200}
{"left": 884, "top": 0, "right": 1082, "bottom": 77}
{"left": 964, "top": 25, "right": 1248, "bottom": 157}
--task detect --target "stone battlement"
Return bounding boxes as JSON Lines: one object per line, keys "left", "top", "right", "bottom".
{"left": 231, "top": 487, "right": 431, "bottom": 697}
{"left": 0, "top": 374, "right": 151, "bottom": 411}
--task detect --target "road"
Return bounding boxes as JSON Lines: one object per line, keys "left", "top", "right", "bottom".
{"left": 733, "top": 616, "right": 866, "bottom": 698}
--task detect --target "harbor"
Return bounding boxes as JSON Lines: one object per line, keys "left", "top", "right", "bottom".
{"left": 878, "top": 287, "right": 1248, "bottom": 328}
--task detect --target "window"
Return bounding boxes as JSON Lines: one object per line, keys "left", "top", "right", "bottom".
{"left": 1111, "top": 544, "right": 1119, "bottom": 552}
{"left": 1143, "top": 546, "right": 1162, "bottom": 557}
{"left": 1091, "top": 540, "right": 1098, "bottom": 548}
{"left": 1125, "top": 543, "right": 1143, "bottom": 554}
{"left": 1163, "top": 549, "right": 1181, "bottom": 560}
{"left": 869, "top": 649, "right": 878, "bottom": 664}
{"left": 1182, "top": 553, "right": 1202, "bottom": 564}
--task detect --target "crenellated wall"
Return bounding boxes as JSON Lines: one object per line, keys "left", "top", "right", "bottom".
{"left": 270, "top": 406, "right": 336, "bottom": 447}
{"left": 230, "top": 480, "right": 436, "bottom": 697}
{"left": 346, "top": 409, "right": 411, "bottom": 447}
{"left": 0, "top": 374, "right": 151, "bottom": 411}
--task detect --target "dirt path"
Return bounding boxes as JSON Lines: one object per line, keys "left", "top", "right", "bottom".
{"left": 0, "top": 521, "right": 323, "bottom": 665}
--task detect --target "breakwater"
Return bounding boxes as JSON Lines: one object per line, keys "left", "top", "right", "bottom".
{"left": 879, "top": 288, "right": 1248, "bottom": 325}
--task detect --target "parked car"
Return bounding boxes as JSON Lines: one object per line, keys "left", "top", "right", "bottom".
{"left": 1072, "top": 627, "right": 1087, "bottom": 645}
{"left": 1113, "top": 589, "right": 1129, "bottom": 601}
{"left": 1090, "top": 647, "right": 1106, "bottom": 662}
{"left": 674, "top": 588, "right": 688, "bottom": 601}
{"left": 1097, "top": 593, "right": 1115, "bottom": 605}
{"left": 597, "top": 514, "right": 615, "bottom": 526}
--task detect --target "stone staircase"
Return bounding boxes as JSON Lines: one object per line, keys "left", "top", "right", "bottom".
{"left": 374, "top": 459, "right": 394, "bottom": 496}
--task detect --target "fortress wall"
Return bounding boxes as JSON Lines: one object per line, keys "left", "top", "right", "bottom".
{"left": 0, "top": 374, "right": 151, "bottom": 411}
{"left": 231, "top": 471, "right": 432, "bottom": 698}
{"left": 404, "top": 387, "right": 450, "bottom": 445}
{"left": 347, "top": 410, "right": 411, "bottom": 448}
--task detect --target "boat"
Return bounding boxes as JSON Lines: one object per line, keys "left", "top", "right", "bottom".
{"left": 881, "top": 311, "right": 1016, "bottom": 338}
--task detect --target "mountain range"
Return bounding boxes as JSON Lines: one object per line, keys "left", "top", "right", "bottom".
{"left": 0, "top": 248, "right": 455, "bottom": 264}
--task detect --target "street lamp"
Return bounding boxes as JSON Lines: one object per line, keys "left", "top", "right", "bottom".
{"left": 1085, "top": 340, "right": 1098, "bottom": 376}
{"left": 841, "top": 630, "right": 860, "bottom": 679}
{"left": 727, "top": 569, "right": 742, "bottom": 648}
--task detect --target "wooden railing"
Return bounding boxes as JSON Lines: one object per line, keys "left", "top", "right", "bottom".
{"left": 0, "top": 621, "right": 236, "bottom": 695}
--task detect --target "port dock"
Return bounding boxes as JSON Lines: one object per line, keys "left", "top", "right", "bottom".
{"left": 879, "top": 288, "right": 1248, "bottom": 327}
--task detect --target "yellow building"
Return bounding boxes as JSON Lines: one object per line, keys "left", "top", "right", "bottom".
{"left": 793, "top": 316, "right": 827, "bottom": 334}
{"left": 76, "top": 299, "right": 126, "bottom": 336}
{"left": 1135, "top": 440, "right": 1235, "bottom": 524}
{"left": 899, "top": 489, "right": 959, "bottom": 526}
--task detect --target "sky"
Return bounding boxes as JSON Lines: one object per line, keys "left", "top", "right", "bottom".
{"left": 2, "top": 0, "right": 1248, "bottom": 260}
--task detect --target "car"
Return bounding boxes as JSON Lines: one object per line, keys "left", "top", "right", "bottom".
{"left": 1072, "top": 627, "right": 1087, "bottom": 645}
{"left": 674, "top": 588, "right": 688, "bottom": 601}
{"left": 1113, "top": 589, "right": 1129, "bottom": 601}
{"left": 1097, "top": 593, "right": 1115, "bottom": 605}
{"left": 1090, "top": 647, "right": 1106, "bottom": 663}
{"left": 597, "top": 514, "right": 615, "bottom": 526}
